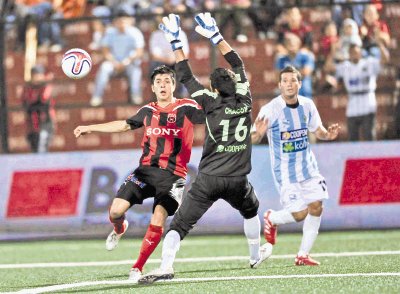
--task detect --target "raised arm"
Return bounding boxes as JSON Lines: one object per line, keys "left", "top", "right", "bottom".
{"left": 159, "top": 14, "right": 209, "bottom": 106}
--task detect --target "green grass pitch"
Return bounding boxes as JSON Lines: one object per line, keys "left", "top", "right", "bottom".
{"left": 1, "top": 230, "right": 399, "bottom": 293}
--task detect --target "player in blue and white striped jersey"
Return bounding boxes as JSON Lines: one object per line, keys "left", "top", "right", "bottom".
{"left": 252, "top": 65, "right": 340, "bottom": 266}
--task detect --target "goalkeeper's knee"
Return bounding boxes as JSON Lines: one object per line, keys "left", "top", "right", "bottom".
{"left": 240, "top": 196, "right": 259, "bottom": 219}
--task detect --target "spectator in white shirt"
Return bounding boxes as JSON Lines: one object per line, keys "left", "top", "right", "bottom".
{"left": 328, "top": 39, "right": 389, "bottom": 141}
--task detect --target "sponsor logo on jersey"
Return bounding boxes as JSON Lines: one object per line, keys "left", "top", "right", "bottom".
{"left": 282, "top": 138, "right": 308, "bottom": 153}
{"left": 167, "top": 113, "right": 176, "bottom": 123}
{"left": 225, "top": 105, "right": 248, "bottom": 115}
{"left": 281, "top": 128, "right": 307, "bottom": 140}
{"left": 216, "top": 144, "right": 247, "bottom": 153}
{"left": 146, "top": 127, "right": 181, "bottom": 136}
{"left": 125, "top": 174, "right": 146, "bottom": 188}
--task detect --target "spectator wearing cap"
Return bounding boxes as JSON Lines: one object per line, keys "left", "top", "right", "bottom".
{"left": 21, "top": 65, "right": 55, "bottom": 153}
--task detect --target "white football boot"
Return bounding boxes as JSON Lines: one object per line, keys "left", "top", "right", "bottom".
{"left": 250, "top": 243, "right": 273, "bottom": 268}
{"left": 128, "top": 268, "right": 142, "bottom": 283}
{"left": 105, "top": 220, "right": 129, "bottom": 251}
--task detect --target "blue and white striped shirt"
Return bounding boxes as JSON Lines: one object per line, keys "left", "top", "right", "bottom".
{"left": 256, "top": 95, "right": 322, "bottom": 188}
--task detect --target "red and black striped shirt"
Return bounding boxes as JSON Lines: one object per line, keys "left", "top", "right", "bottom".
{"left": 126, "top": 98, "right": 204, "bottom": 178}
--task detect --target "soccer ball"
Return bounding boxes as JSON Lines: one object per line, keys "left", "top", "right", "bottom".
{"left": 61, "top": 48, "right": 92, "bottom": 79}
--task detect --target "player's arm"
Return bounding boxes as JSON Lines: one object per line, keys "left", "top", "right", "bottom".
{"left": 194, "top": 12, "right": 250, "bottom": 99}
{"left": 159, "top": 14, "right": 208, "bottom": 103}
{"left": 74, "top": 120, "right": 130, "bottom": 138}
{"left": 193, "top": 12, "right": 244, "bottom": 72}
{"left": 314, "top": 124, "right": 340, "bottom": 141}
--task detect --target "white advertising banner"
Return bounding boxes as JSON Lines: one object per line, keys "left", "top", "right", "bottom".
{"left": 0, "top": 140, "right": 399, "bottom": 240}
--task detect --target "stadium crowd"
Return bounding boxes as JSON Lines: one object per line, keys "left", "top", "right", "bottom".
{"left": 2, "top": 0, "right": 398, "bottom": 152}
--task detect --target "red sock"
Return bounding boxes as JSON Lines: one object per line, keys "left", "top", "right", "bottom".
{"left": 109, "top": 209, "right": 125, "bottom": 234}
{"left": 132, "top": 224, "right": 163, "bottom": 271}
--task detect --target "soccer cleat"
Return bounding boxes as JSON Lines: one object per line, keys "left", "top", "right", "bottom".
{"left": 295, "top": 254, "right": 320, "bottom": 266}
{"left": 105, "top": 220, "right": 129, "bottom": 251}
{"left": 264, "top": 210, "right": 277, "bottom": 245}
{"left": 138, "top": 267, "right": 174, "bottom": 284}
{"left": 128, "top": 268, "right": 142, "bottom": 283}
{"left": 250, "top": 243, "right": 273, "bottom": 269}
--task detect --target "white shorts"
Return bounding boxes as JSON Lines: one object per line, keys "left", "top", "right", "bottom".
{"left": 279, "top": 175, "right": 329, "bottom": 213}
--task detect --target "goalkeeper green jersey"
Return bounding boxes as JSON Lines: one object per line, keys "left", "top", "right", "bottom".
{"left": 175, "top": 50, "right": 252, "bottom": 176}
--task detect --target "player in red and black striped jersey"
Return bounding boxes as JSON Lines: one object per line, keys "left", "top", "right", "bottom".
{"left": 74, "top": 65, "right": 204, "bottom": 282}
{"left": 127, "top": 97, "right": 202, "bottom": 178}
{"left": 139, "top": 13, "right": 271, "bottom": 284}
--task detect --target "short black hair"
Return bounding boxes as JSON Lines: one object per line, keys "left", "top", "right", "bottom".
{"left": 150, "top": 65, "right": 176, "bottom": 85}
{"left": 210, "top": 68, "right": 237, "bottom": 97}
{"left": 279, "top": 65, "right": 302, "bottom": 82}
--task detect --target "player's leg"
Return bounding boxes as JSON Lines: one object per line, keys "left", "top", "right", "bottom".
{"left": 129, "top": 204, "right": 168, "bottom": 282}
{"left": 131, "top": 174, "right": 185, "bottom": 282}
{"left": 264, "top": 183, "right": 306, "bottom": 245}
{"left": 107, "top": 169, "right": 151, "bottom": 251}
{"left": 131, "top": 173, "right": 183, "bottom": 276}
{"left": 223, "top": 177, "right": 270, "bottom": 268}
{"left": 139, "top": 174, "right": 215, "bottom": 284}
{"left": 295, "top": 176, "right": 328, "bottom": 266}
{"left": 106, "top": 198, "right": 130, "bottom": 251}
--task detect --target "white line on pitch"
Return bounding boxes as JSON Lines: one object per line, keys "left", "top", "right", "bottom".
{"left": 9, "top": 272, "right": 400, "bottom": 294}
{"left": 1, "top": 250, "right": 399, "bottom": 269}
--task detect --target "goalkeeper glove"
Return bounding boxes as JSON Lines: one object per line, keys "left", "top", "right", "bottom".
{"left": 194, "top": 12, "right": 223, "bottom": 45}
{"left": 159, "top": 13, "right": 183, "bottom": 51}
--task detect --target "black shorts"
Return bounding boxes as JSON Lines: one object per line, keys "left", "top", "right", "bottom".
{"left": 169, "top": 172, "right": 259, "bottom": 239}
{"left": 116, "top": 166, "right": 185, "bottom": 216}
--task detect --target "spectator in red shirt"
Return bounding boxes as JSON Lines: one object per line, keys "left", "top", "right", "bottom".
{"left": 276, "top": 7, "right": 313, "bottom": 54}
{"left": 319, "top": 21, "right": 339, "bottom": 61}
{"left": 21, "top": 65, "right": 55, "bottom": 153}
{"left": 360, "top": 4, "right": 391, "bottom": 57}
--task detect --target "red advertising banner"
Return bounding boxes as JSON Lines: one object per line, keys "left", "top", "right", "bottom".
{"left": 339, "top": 158, "right": 400, "bottom": 205}
{"left": 7, "top": 169, "right": 83, "bottom": 218}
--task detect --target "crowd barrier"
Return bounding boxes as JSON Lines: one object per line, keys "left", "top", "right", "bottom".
{"left": 0, "top": 140, "right": 399, "bottom": 240}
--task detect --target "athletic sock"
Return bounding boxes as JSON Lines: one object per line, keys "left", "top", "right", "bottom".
{"left": 244, "top": 216, "right": 261, "bottom": 261}
{"left": 109, "top": 212, "right": 125, "bottom": 234}
{"left": 132, "top": 224, "right": 163, "bottom": 271}
{"left": 269, "top": 209, "right": 296, "bottom": 225}
{"left": 298, "top": 214, "right": 321, "bottom": 256}
{"left": 160, "top": 230, "right": 181, "bottom": 270}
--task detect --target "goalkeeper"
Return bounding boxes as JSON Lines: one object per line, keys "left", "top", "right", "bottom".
{"left": 139, "top": 12, "right": 272, "bottom": 284}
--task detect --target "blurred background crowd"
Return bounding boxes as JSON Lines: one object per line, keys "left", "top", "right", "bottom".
{"left": 0, "top": 0, "right": 399, "bottom": 153}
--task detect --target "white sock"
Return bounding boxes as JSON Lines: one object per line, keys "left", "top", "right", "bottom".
{"left": 298, "top": 214, "right": 321, "bottom": 256}
{"left": 269, "top": 209, "right": 296, "bottom": 225}
{"left": 244, "top": 216, "right": 260, "bottom": 261}
{"left": 160, "top": 230, "right": 181, "bottom": 270}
